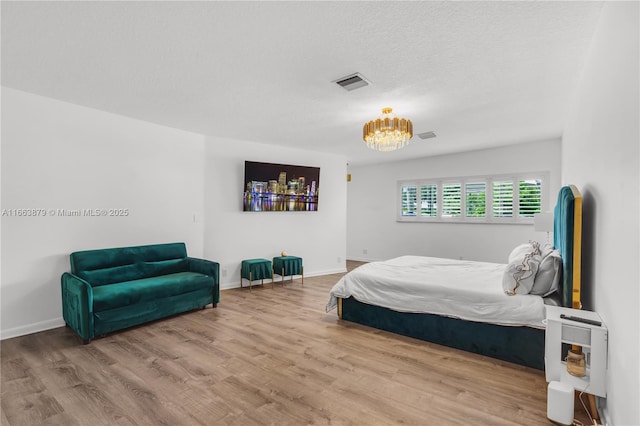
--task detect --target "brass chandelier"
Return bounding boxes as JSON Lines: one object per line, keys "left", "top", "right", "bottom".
{"left": 363, "top": 107, "right": 413, "bottom": 152}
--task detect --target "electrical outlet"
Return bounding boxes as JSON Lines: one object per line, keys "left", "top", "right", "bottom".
{"left": 363, "top": 249, "right": 368, "bottom": 255}
{"left": 222, "top": 269, "right": 227, "bottom": 277}
{"left": 337, "top": 257, "right": 342, "bottom": 263}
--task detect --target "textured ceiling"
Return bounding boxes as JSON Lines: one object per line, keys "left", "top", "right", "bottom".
{"left": 1, "top": 1, "right": 603, "bottom": 165}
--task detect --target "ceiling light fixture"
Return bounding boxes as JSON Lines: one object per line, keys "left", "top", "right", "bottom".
{"left": 363, "top": 108, "right": 413, "bottom": 152}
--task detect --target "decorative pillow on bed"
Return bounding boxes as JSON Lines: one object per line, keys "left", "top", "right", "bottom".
{"left": 508, "top": 243, "right": 536, "bottom": 264}
{"left": 503, "top": 241, "right": 542, "bottom": 295}
{"left": 530, "top": 244, "right": 561, "bottom": 296}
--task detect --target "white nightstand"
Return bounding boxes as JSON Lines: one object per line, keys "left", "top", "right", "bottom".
{"left": 545, "top": 306, "right": 608, "bottom": 398}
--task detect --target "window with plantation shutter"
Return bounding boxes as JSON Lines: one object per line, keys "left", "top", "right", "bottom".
{"left": 398, "top": 172, "right": 548, "bottom": 224}
{"left": 442, "top": 183, "right": 462, "bottom": 217}
{"left": 492, "top": 181, "right": 514, "bottom": 218}
{"left": 420, "top": 184, "right": 437, "bottom": 217}
{"left": 519, "top": 179, "right": 542, "bottom": 218}
{"left": 401, "top": 185, "right": 417, "bottom": 216}
{"left": 465, "top": 182, "right": 486, "bottom": 218}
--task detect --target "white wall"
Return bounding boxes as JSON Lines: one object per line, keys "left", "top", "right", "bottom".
{"left": 1, "top": 88, "right": 206, "bottom": 339}
{"left": 561, "top": 2, "right": 639, "bottom": 425}
{"left": 347, "top": 139, "right": 561, "bottom": 263}
{"left": 203, "top": 136, "right": 347, "bottom": 290}
{"left": 0, "top": 88, "right": 348, "bottom": 339}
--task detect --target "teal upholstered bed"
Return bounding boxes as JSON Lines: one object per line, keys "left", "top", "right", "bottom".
{"left": 554, "top": 185, "right": 583, "bottom": 309}
{"left": 334, "top": 185, "right": 583, "bottom": 370}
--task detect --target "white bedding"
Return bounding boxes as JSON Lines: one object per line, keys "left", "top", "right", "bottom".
{"left": 326, "top": 255, "right": 546, "bottom": 329}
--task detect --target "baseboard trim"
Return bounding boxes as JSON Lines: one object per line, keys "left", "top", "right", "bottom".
{"left": 1, "top": 317, "right": 65, "bottom": 341}
{"left": 347, "top": 256, "right": 380, "bottom": 263}
{"left": 596, "top": 396, "right": 612, "bottom": 426}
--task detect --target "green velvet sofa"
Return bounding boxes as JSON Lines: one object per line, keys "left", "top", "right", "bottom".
{"left": 61, "top": 242, "right": 219, "bottom": 343}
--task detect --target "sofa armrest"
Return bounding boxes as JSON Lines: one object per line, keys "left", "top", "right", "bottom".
{"left": 61, "top": 272, "right": 94, "bottom": 343}
{"left": 187, "top": 257, "right": 220, "bottom": 304}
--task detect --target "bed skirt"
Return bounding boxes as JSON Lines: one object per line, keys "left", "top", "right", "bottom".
{"left": 340, "top": 297, "right": 545, "bottom": 370}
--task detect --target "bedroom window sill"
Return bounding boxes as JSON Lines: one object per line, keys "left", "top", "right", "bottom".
{"left": 396, "top": 218, "right": 535, "bottom": 225}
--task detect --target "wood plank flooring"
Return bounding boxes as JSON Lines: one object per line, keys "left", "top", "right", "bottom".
{"left": 1, "top": 261, "right": 591, "bottom": 425}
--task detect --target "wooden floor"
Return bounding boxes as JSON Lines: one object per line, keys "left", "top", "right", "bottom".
{"left": 1, "top": 261, "right": 591, "bottom": 425}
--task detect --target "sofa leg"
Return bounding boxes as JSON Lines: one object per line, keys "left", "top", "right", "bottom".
{"left": 82, "top": 338, "right": 91, "bottom": 345}
{"left": 212, "top": 303, "right": 218, "bottom": 308}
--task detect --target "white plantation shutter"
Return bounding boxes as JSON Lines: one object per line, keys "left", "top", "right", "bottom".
{"left": 420, "top": 184, "right": 437, "bottom": 217}
{"left": 465, "top": 182, "right": 486, "bottom": 218}
{"left": 492, "top": 181, "right": 513, "bottom": 218}
{"left": 519, "top": 179, "right": 542, "bottom": 218}
{"left": 442, "top": 183, "right": 461, "bottom": 217}
{"left": 398, "top": 173, "right": 547, "bottom": 223}
{"left": 401, "top": 185, "right": 417, "bottom": 216}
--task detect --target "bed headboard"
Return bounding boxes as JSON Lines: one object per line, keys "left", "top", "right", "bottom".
{"left": 553, "top": 185, "right": 583, "bottom": 309}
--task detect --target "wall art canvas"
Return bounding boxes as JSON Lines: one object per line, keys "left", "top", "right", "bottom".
{"left": 243, "top": 161, "right": 320, "bottom": 212}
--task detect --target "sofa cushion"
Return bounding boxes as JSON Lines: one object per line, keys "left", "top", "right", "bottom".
{"left": 92, "top": 272, "right": 212, "bottom": 312}
{"left": 71, "top": 243, "right": 188, "bottom": 287}
{"left": 82, "top": 263, "right": 146, "bottom": 287}
{"left": 143, "top": 258, "right": 188, "bottom": 278}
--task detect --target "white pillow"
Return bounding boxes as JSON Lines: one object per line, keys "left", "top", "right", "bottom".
{"left": 530, "top": 244, "right": 561, "bottom": 296}
{"left": 503, "top": 241, "right": 542, "bottom": 295}
{"left": 508, "top": 242, "right": 535, "bottom": 264}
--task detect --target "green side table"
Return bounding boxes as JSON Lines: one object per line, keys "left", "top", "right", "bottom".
{"left": 241, "top": 258, "right": 273, "bottom": 291}
{"left": 272, "top": 256, "right": 303, "bottom": 286}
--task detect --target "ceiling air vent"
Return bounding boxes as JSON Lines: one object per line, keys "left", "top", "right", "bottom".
{"left": 417, "top": 131, "right": 437, "bottom": 140}
{"left": 334, "top": 73, "right": 370, "bottom": 91}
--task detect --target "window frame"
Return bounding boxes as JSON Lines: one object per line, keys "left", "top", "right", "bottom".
{"left": 397, "top": 172, "right": 550, "bottom": 224}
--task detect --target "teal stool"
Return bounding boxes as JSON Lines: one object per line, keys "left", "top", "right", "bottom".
{"left": 241, "top": 258, "right": 273, "bottom": 291}
{"left": 272, "top": 256, "right": 303, "bottom": 286}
